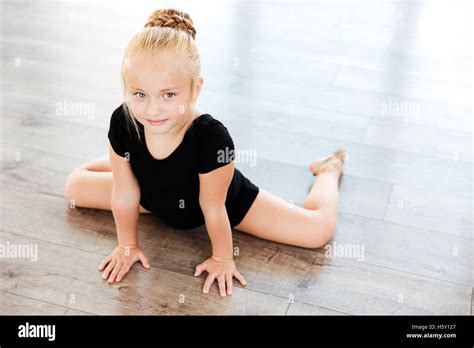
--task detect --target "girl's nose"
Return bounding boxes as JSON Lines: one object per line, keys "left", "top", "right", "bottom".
{"left": 147, "top": 98, "right": 164, "bottom": 116}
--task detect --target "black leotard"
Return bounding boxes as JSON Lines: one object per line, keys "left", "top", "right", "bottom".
{"left": 107, "top": 104, "right": 259, "bottom": 229}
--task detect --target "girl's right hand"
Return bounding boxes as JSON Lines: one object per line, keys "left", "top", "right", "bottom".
{"left": 98, "top": 246, "right": 151, "bottom": 283}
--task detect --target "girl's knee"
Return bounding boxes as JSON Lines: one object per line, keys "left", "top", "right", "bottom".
{"left": 64, "top": 168, "right": 85, "bottom": 203}
{"left": 303, "top": 211, "right": 336, "bottom": 249}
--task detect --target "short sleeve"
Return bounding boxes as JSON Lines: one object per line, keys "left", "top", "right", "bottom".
{"left": 107, "top": 105, "right": 131, "bottom": 157}
{"left": 198, "top": 121, "right": 235, "bottom": 174}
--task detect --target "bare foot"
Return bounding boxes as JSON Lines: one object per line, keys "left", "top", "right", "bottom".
{"left": 309, "top": 148, "right": 347, "bottom": 177}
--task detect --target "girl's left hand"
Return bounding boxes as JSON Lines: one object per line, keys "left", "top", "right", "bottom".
{"left": 194, "top": 257, "right": 247, "bottom": 297}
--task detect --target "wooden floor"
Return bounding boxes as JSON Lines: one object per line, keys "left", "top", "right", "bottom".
{"left": 0, "top": 0, "right": 472, "bottom": 315}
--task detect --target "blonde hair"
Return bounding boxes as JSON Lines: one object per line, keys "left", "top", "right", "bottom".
{"left": 120, "top": 9, "right": 201, "bottom": 142}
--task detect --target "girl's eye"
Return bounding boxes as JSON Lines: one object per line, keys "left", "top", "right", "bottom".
{"left": 163, "top": 92, "right": 175, "bottom": 99}
{"left": 134, "top": 92, "right": 146, "bottom": 99}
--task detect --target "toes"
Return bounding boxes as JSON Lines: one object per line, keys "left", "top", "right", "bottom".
{"left": 309, "top": 159, "right": 323, "bottom": 173}
{"left": 310, "top": 150, "right": 346, "bottom": 176}
{"left": 333, "top": 148, "right": 347, "bottom": 163}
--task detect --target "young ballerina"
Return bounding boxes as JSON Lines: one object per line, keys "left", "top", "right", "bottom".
{"left": 64, "top": 9, "right": 347, "bottom": 297}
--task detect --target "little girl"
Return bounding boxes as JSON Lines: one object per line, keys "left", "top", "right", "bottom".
{"left": 65, "top": 9, "right": 347, "bottom": 297}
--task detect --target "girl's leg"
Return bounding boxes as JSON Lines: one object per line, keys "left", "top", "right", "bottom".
{"left": 233, "top": 154, "right": 343, "bottom": 249}
{"left": 64, "top": 155, "right": 152, "bottom": 213}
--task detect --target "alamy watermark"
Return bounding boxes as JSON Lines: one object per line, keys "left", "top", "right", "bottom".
{"left": 0, "top": 241, "right": 38, "bottom": 261}
{"left": 379, "top": 99, "right": 420, "bottom": 120}
{"left": 324, "top": 242, "right": 365, "bottom": 261}
{"left": 55, "top": 99, "right": 95, "bottom": 119}
{"left": 18, "top": 322, "right": 55, "bottom": 341}
{"left": 217, "top": 147, "right": 257, "bottom": 167}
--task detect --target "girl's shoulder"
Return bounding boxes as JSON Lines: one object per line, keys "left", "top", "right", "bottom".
{"left": 191, "top": 113, "right": 230, "bottom": 135}
{"left": 192, "top": 113, "right": 234, "bottom": 148}
{"left": 192, "top": 113, "right": 235, "bottom": 174}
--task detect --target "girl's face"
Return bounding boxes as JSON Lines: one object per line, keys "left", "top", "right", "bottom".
{"left": 123, "top": 53, "right": 201, "bottom": 136}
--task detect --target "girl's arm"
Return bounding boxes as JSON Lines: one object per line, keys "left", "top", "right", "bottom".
{"left": 196, "top": 161, "right": 247, "bottom": 297}
{"left": 108, "top": 144, "right": 141, "bottom": 245}
{"left": 98, "top": 145, "right": 151, "bottom": 283}
{"left": 198, "top": 162, "right": 235, "bottom": 259}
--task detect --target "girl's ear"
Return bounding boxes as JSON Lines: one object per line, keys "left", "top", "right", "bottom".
{"left": 193, "top": 77, "right": 204, "bottom": 103}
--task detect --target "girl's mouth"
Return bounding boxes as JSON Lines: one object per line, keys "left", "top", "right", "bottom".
{"left": 146, "top": 118, "right": 168, "bottom": 126}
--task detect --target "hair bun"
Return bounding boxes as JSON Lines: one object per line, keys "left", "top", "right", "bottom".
{"left": 144, "top": 9, "right": 196, "bottom": 40}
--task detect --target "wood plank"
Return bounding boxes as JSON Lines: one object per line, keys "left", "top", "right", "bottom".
{"left": 222, "top": 119, "right": 473, "bottom": 199}
{"left": 0, "top": 231, "right": 289, "bottom": 315}
{"left": 333, "top": 65, "right": 471, "bottom": 107}
{"left": 286, "top": 301, "right": 349, "bottom": 316}
{"left": 363, "top": 118, "right": 472, "bottom": 163}
{"left": 236, "top": 244, "right": 471, "bottom": 314}
{"left": 200, "top": 91, "right": 371, "bottom": 144}
{"left": 241, "top": 38, "right": 472, "bottom": 88}
{"left": 0, "top": 291, "right": 67, "bottom": 315}
{"left": 334, "top": 213, "right": 472, "bottom": 285}
{"left": 238, "top": 249, "right": 471, "bottom": 315}
{"left": 0, "top": 142, "right": 82, "bottom": 197}
{"left": 216, "top": 77, "right": 472, "bottom": 126}
{"left": 0, "top": 115, "right": 108, "bottom": 160}
{"left": 384, "top": 185, "right": 473, "bottom": 238}
{"left": 63, "top": 308, "right": 97, "bottom": 316}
